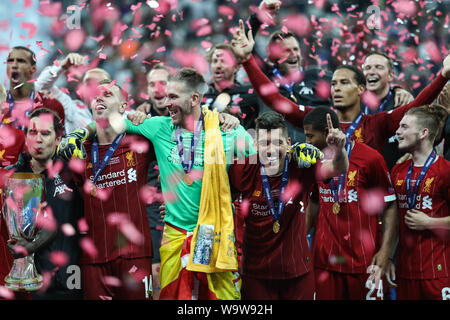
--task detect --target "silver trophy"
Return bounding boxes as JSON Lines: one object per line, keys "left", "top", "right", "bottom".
{"left": 2, "top": 173, "right": 44, "bottom": 291}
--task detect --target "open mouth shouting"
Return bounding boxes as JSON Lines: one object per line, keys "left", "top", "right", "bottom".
{"left": 10, "top": 71, "right": 21, "bottom": 84}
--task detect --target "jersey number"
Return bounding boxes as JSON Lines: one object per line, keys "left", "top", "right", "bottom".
{"left": 366, "top": 279, "right": 384, "bottom": 300}
{"left": 142, "top": 275, "right": 153, "bottom": 299}
{"left": 442, "top": 287, "right": 450, "bottom": 300}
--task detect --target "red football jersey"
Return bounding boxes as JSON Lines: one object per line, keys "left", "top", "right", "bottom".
{"left": 313, "top": 142, "right": 396, "bottom": 274}
{"left": 229, "top": 154, "right": 315, "bottom": 280}
{"left": 0, "top": 125, "right": 25, "bottom": 167}
{"left": 391, "top": 156, "right": 450, "bottom": 279}
{"left": 242, "top": 56, "right": 448, "bottom": 154}
{"left": 0, "top": 215, "right": 13, "bottom": 286}
{"left": 77, "top": 134, "right": 153, "bottom": 264}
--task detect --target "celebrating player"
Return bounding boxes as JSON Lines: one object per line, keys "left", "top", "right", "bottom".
{"left": 390, "top": 105, "right": 450, "bottom": 300}
{"left": 228, "top": 110, "right": 348, "bottom": 299}
{"left": 231, "top": 19, "right": 450, "bottom": 155}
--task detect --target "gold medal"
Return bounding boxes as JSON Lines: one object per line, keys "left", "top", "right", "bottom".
{"left": 332, "top": 202, "right": 340, "bottom": 215}
{"left": 91, "top": 185, "right": 97, "bottom": 197}
{"left": 183, "top": 173, "right": 193, "bottom": 186}
{"left": 273, "top": 221, "right": 280, "bottom": 234}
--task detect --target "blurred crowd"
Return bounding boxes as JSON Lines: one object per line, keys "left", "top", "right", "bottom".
{"left": 4, "top": 0, "right": 446, "bottom": 109}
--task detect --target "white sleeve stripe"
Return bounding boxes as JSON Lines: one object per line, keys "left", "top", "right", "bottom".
{"left": 384, "top": 194, "right": 397, "bottom": 202}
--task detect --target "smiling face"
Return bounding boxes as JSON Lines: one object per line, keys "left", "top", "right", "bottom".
{"left": 396, "top": 114, "right": 422, "bottom": 152}
{"left": 26, "top": 114, "right": 61, "bottom": 162}
{"left": 331, "top": 68, "right": 365, "bottom": 110}
{"left": 256, "top": 128, "right": 291, "bottom": 175}
{"left": 147, "top": 68, "right": 169, "bottom": 114}
{"left": 362, "top": 54, "right": 394, "bottom": 96}
{"left": 91, "top": 83, "right": 126, "bottom": 120}
{"left": 6, "top": 49, "right": 36, "bottom": 87}
{"left": 210, "top": 48, "right": 238, "bottom": 90}
{"left": 272, "top": 36, "right": 302, "bottom": 75}
{"left": 164, "top": 80, "right": 195, "bottom": 127}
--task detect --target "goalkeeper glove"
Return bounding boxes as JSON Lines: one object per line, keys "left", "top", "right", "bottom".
{"left": 289, "top": 142, "right": 324, "bottom": 168}
{"left": 57, "top": 128, "right": 89, "bottom": 160}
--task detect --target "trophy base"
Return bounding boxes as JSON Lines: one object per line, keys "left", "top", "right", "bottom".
{"left": 4, "top": 274, "right": 43, "bottom": 292}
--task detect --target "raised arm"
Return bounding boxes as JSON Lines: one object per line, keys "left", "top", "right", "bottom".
{"left": 384, "top": 54, "right": 450, "bottom": 135}
{"left": 232, "top": 19, "right": 312, "bottom": 128}
{"left": 35, "top": 53, "right": 85, "bottom": 92}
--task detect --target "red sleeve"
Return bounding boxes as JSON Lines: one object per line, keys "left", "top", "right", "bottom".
{"left": 376, "top": 73, "right": 449, "bottom": 139}
{"left": 228, "top": 154, "right": 259, "bottom": 194}
{"left": 241, "top": 55, "right": 313, "bottom": 128}
{"left": 368, "top": 148, "right": 396, "bottom": 202}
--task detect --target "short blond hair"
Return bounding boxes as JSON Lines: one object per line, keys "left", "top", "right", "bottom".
{"left": 82, "top": 68, "right": 111, "bottom": 83}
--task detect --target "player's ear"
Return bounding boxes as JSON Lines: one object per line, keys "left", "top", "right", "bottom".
{"left": 119, "top": 102, "right": 127, "bottom": 113}
{"left": 419, "top": 127, "right": 429, "bottom": 140}
{"left": 358, "top": 84, "right": 366, "bottom": 96}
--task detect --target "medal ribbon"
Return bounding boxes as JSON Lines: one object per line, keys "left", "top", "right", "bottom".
{"left": 405, "top": 150, "right": 437, "bottom": 210}
{"left": 260, "top": 155, "right": 290, "bottom": 223}
{"left": 175, "top": 113, "right": 203, "bottom": 174}
{"left": 364, "top": 89, "right": 393, "bottom": 114}
{"left": 328, "top": 112, "right": 363, "bottom": 202}
{"left": 272, "top": 67, "right": 298, "bottom": 103}
{"left": 92, "top": 133, "right": 125, "bottom": 184}
{"left": 6, "top": 89, "right": 35, "bottom": 130}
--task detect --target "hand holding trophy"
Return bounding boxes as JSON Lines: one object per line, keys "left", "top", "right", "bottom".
{"left": 2, "top": 173, "right": 44, "bottom": 291}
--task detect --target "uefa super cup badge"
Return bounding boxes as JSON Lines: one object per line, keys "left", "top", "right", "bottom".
{"left": 2, "top": 173, "right": 45, "bottom": 291}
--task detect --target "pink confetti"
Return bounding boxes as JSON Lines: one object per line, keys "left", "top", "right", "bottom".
{"left": 359, "top": 229, "right": 375, "bottom": 253}
{"left": 156, "top": 46, "right": 166, "bottom": 53}
{"left": 316, "top": 80, "right": 331, "bottom": 100}
{"left": 36, "top": 205, "right": 58, "bottom": 231}
{"left": 317, "top": 270, "right": 329, "bottom": 283}
{"left": 80, "top": 237, "right": 98, "bottom": 258}
{"left": 103, "top": 276, "right": 122, "bottom": 287}
{"left": 0, "top": 286, "right": 14, "bottom": 300}
{"left": 139, "top": 185, "right": 163, "bottom": 205}
{"left": 13, "top": 244, "right": 28, "bottom": 257}
{"left": 172, "top": 49, "right": 208, "bottom": 75}
{"left": 361, "top": 91, "right": 380, "bottom": 111}
{"left": 425, "top": 41, "right": 442, "bottom": 64}
{"left": 77, "top": 217, "right": 89, "bottom": 233}
{"left": 61, "top": 223, "right": 76, "bottom": 236}
{"left": 38, "top": 1, "right": 62, "bottom": 17}
{"left": 20, "top": 21, "right": 37, "bottom": 39}
{"left": 37, "top": 271, "right": 53, "bottom": 294}
{"left": 196, "top": 25, "right": 212, "bottom": 37}
{"left": 239, "top": 198, "right": 250, "bottom": 218}
{"left": 120, "top": 221, "right": 144, "bottom": 245}
{"left": 49, "top": 251, "right": 69, "bottom": 267}
{"left": 361, "top": 188, "right": 385, "bottom": 215}
{"left": 282, "top": 14, "right": 311, "bottom": 37}
{"left": 128, "top": 265, "right": 138, "bottom": 273}
{"left": 46, "top": 160, "right": 63, "bottom": 179}
{"left": 5, "top": 196, "right": 18, "bottom": 213}
{"left": 280, "top": 180, "right": 301, "bottom": 202}
{"left": 64, "top": 29, "right": 86, "bottom": 52}
{"left": 68, "top": 158, "right": 87, "bottom": 174}
{"left": 392, "top": 0, "right": 417, "bottom": 17}
{"left": 218, "top": 5, "right": 235, "bottom": 16}
{"left": 259, "top": 83, "right": 278, "bottom": 96}
{"left": 95, "top": 186, "right": 112, "bottom": 201}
